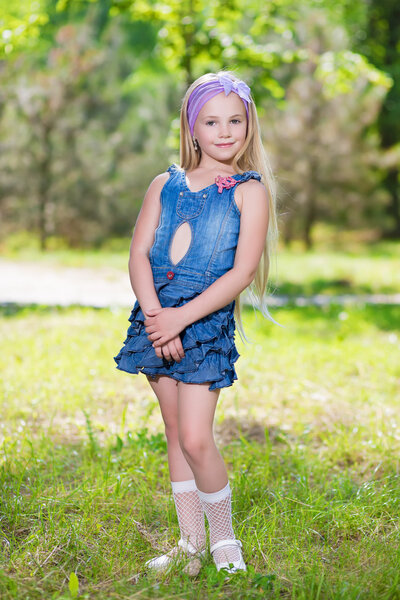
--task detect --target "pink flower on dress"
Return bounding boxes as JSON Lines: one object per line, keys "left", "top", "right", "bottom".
{"left": 215, "top": 175, "right": 238, "bottom": 194}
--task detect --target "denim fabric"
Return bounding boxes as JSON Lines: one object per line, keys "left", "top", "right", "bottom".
{"left": 114, "top": 163, "right": 262, "bottom": 390}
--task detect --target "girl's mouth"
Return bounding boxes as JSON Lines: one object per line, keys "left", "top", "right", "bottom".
{"left": 216, "top": 143, "right": 234, "bottom": 148}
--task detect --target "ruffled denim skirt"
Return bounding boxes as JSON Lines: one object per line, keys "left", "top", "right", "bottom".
{"left": 113, "top": 280, "right": 239, "bottom": 391}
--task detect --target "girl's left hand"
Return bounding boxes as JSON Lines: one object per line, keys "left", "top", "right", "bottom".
{"left": 144, "top": 307, "right": 185, "bottom": 347}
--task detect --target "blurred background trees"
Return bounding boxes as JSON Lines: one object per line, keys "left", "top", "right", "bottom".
{"left": 0, "top": 0, "right": 397, "bottom": 249}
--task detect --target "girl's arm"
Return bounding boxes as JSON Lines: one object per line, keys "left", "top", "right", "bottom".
{"left": 129, "top": 172, "right": 185, "bottom": 362}
{"left": 145, "top": 179, "right": 269, "bottom": 347}
{"left": 128, "top": 172, "right": 168, "bottom": 316}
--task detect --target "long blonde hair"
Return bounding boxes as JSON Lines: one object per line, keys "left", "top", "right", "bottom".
{"left": 179, "top": 70, "right": 281, "bottom": 341}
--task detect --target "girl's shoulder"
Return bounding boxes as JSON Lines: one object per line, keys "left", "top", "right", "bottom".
{"left": 236, "top": 169, "right": 265, "bottom": 193}
{"left": 237, "top": 169, "right": 262, "bottom": 183}
{"left": 155, "top": 163, "right": 183, "bottom": 184}
{"left": 166, "top": 163, "right": 182, "bottom": 174}
{"left": 234, "top": 171, "right": 268, "bottom": 213}
{"left": 143, "top": 165, "right": 182, "bottom": 203}
{"left": 146, "top": 167, "right": 177, "bottom": 192}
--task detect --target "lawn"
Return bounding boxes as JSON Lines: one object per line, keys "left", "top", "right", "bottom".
{"left": 1, "top": 294, "right": 399, "bottom": 598}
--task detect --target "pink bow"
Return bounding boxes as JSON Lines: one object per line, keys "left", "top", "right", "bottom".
{"left": 215, "top": 175, "right": 238, "bottom": 194}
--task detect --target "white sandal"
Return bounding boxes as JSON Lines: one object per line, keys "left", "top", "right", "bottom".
{"left": 145, "top": 538, "right": 206, "bottom": 571}
{"left": 210, "top": 539, "right": 247, "bottom": 573}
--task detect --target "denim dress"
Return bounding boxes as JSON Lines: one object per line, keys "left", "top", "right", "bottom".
{"left": 113, "top": 163, "right": 262, "bottom": 391}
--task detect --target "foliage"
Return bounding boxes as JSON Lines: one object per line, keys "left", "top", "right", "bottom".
{"left": 0, "top": 0, "right": 397, "bottom": 249}
{"left": 0, "top": 0, "right": 48, "bottom": 58}
{"left": 355, "top": 0, "right": 400, "bottom": 237}
{"left": 0, "top": 16, "right": 178, "bottom": 248}
{"left": 264, "top": 10, "right": 392, "bottom": 247}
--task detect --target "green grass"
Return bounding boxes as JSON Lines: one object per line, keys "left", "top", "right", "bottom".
{"left": 1, "top": 301, "right": 399, "bottom": 599}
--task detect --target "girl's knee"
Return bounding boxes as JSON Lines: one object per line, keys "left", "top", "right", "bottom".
{"left": 178, "top": 431, "right": 213, "bottom": 463}
{"left": 164, "top": 422, "right": 179, "bottom": 445}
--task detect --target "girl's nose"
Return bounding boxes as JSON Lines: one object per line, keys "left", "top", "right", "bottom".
{"left": 219, "top": 123, "right": 231, "bottom": 137}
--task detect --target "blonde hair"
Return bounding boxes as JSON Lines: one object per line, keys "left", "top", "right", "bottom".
{"left": 179, "top": 70, "right": 281, "bottom": 341}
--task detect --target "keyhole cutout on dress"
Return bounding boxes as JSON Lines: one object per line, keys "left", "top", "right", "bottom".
{"left": 170, "top": 221, "right": 192, "bottom": 265}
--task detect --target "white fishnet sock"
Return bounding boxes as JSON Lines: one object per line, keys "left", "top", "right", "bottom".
{"left": 197, "top": 482, "right": 242, "bottom": 566}
{"left": 171, "top": 479, "right": 206, "bottom": 552}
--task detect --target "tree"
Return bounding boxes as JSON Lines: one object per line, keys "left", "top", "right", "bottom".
{"left": 0, "top": 0, "right": 394, "bottom": 248}
{"left": 263, "top": 9, "right": 392, "bottom": 247}
{"left": 356, "top": 0, "right": 400, "bottom": 238}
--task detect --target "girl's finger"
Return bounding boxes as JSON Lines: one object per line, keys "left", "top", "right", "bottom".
{"left": 144, "top": 325, "right": 157, "bottom": 333}
{"left": 172, "top": 337, "right": 185, "bottom": 362}
{"left": 168, "top": 340, "right": 180, "bottom": 362}
{"left": 148, "top": 332, "right": 163, "bottom": 342}
{"left": 154, "top": 346, "right": 163, "bottom": 358}
{"left": 156, "top": 333, "right": 171, "bottom": 344}
{"left": 161, "top": 346, "right": 172, "bottom": 361}
{"left": 175, "top": 337, "right": 185, "bottom": 359}
{"left": 144, "top": 318, "right": 156, "bottom": 326}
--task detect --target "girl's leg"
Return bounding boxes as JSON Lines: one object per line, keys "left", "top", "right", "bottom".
{"left": 177, "top": 382, "right": 246, "bottom": 571}
{"left": 147, "top": 374, "right": 193, "bottom": 481}
{"left": 176, "top": 382, "right": 226, "bottom": 491}
{"left": 146, "top": 375, "right": 206, "bottom": 555}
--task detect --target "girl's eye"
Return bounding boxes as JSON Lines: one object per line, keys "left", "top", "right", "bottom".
{"left": 205, "top": 119, "right": 242, "bottom": 126}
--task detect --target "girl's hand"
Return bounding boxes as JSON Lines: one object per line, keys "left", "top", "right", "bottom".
{"left": 153, "top": 335, "right": 185, "bottom": 362}
{"left": 144, "top": 307, "right": 186, "bottom": 347}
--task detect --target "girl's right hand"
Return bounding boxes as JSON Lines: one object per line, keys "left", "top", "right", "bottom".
{"left": 154, "top": 335, "right": 185, "bottom": 363}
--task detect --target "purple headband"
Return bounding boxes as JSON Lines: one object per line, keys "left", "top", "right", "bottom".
{"left": 187, "top": 73, "right": 252, "bottom": 136}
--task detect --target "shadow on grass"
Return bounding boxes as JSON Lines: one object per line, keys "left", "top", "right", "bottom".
{"left": 2, "top": 301, "right": 400, "bottom": 333}
{"left": 242, "top": 302, "right": 400, "bottom": 332}
{"left": 276, "top": 279, "right": 384, "bottom": 297}
{"left": 0, "top": 302, "right": 109, "bottom": 318}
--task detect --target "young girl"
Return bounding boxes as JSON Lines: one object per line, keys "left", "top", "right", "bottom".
{"left": 114, "top": 70, "right": 279, "bottom": 574}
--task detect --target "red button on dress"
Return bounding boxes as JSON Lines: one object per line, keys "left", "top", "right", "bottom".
{"left": 167, "top": 271, "right": 175, "bottom": 280}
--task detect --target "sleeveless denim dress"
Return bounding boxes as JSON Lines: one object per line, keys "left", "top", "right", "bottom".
{"left": 113, "top": 163, "right": 262, "bottom": 391}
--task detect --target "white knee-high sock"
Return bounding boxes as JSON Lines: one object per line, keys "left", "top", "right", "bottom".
{"left": 197, "top": 482, "right": 241, "bottom": 564}
{"left": 171, "top": 479, "right": 206, "bottom": 551}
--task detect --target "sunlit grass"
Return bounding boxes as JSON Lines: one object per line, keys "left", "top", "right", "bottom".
{"left": 1, "top": 302, "right": 399, "bottom": 599}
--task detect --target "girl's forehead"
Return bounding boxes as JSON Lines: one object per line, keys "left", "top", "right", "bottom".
{"left": 197, "top": 91, "right": 246, "bottom": 118}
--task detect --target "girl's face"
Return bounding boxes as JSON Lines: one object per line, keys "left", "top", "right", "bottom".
{"left": 193, "top": 91, "right": 247, "bottom": 165}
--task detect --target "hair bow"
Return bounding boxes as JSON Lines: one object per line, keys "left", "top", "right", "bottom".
{"left": 217, "top": 73, "right": 252, "bottom": 104}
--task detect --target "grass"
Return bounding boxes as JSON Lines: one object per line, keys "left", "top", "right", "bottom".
{"left": 1, "top": 298, "right": 399, "bottom": 599}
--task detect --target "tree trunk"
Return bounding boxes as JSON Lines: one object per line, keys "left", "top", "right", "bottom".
{"left": 303, "top": 177, "right": 317, "bottom": 250}
{"left": 283, "top": 212, "right": 294, "bottom": 246}
{"left": 37, "top": 122, "right": 52, "bottom": 251}
{"left": 382, "top": 169, "right": 400, "bottom": 239}
{"left": 301, "top": 41, "right": 322, "bottom": 250}
{"left": 181, "top": 0, "right": 194, "bottom": 88}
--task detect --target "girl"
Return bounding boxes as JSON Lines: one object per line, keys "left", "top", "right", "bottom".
{"left": 114, "top": 70, "right": 279, "bottom": 574}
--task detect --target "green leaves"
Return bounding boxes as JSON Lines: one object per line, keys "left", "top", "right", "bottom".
{"left": 0, "top": 0, "right": 48, "bottom": 58}
{"left": 315, "top": 50, "right": 393, "bottom": 99}
{"left": 68, "top": 571, "right": 79, "bottom": 598}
